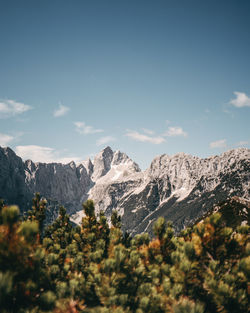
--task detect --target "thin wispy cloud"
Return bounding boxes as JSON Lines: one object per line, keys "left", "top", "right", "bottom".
{"left": 0, "top": 133, "right": 14, "bottom": 146}
{"left": 236, "top": 140, "right": 249, "bottom": 147}
{"left": 74, "top": 122, "right": 103, "bottom": 135}
{"left": 96, "top": 136, "right": 116, "bottom": 146}
{"left": 15, "top": 145, "right": 82, "bottom": 164}
{"left": 229, "top": 91, "right": 250, "bottom": 108}
{"left": 142, "top": 128, "right": 155, "bottom": 135}
{"left": 209, "top": 139, "right": 227, "bottom": 149}
{"left": 126, "top": 124, "right": 187, "bottom": 145}
{"left": 54, "top": 104, "right": 70, "bottom": 117}
{"left": 223, "top": 108, "right": 234, "bottom": 118}
{"left": 163, "top": 126, "right": 187, "bottom": 137}
{"left": 126, "top": 130, "right": 165, "bottom": 144}
{"left": 0, "top": 99, "right": 32, "bottom": 118}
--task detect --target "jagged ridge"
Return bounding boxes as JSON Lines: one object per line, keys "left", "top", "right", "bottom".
{"left": 0, "top": 146, "right": 249, "bottom": 234}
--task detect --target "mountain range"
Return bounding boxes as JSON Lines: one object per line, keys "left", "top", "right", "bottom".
{"left": 0, "top": 146, "right": 249, "bottom": 235}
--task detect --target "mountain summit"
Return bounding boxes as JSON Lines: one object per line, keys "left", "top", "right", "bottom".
{"left": 0, "top": 146, "right": 249, "bottom": 234}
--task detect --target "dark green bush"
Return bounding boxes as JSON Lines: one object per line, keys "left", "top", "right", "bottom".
{"left": 0, "top": 198, "right": 249, "bottom": 313}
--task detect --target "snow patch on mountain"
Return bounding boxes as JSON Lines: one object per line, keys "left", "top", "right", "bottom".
{"left": 0, "top": 145, "right": 249, "bottom": 235}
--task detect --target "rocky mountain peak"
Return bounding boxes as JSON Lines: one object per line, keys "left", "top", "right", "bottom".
{"left": 0, "top": 146, "right": 28, "bottom": 211}
{"left": 112, "top": 150, "right": 130, "bottom": 165}
{"left": 0, "top": 145, "right": 249, "bottom": 235}
{"left": 103, "top": 145, "right": 113, "bottom": 154}
{"left": 220, "top": 147, "right": 249, "bottom": 158}
{"left": 81, "top": 158, "right": 93, "bottom": 177}
{"left": 2, "top": 146, "right": 20, "bottom": 160}
{"left": 91, "top": 147, "right": 141, "bottom": 182}
{"left": 69, "top": 161, "right": 76, "bottom": 170}
{"left": 91, "top": 146, "right": 114, "bottom": 181}
{"left": 112, "top": 150, "right": 141, "bottom": 171}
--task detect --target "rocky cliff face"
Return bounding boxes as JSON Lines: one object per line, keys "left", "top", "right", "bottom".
{"left": 120, "top": 149, "right": 250, "bottom": 234}
{"left": 0, "top": 147, "right": 31, "bottom": 212}
{"left": 24, "top": 159, "right": 91, "bottom": 214}
{"left": 0, "top": 146, "right": 249, "bottom": 234}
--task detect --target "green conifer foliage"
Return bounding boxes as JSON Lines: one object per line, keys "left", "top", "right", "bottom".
{"left": 26, "top": 193, "right": 47, "bottom": 242}
{"left": 0, "top": 197, "right": 249, "bottom": 313}
{"left": 0, "top": 199, "right": 5, "bottom": 224}
{"left": 0, "top": 205, "right": 52, "bottom": 312}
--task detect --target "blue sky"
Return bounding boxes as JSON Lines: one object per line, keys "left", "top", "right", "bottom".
{"left": 0, "top": 0, "right": 249, "bottom": 169}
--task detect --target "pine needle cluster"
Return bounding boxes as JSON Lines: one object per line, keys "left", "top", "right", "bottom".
{"left": 0, "top": 194, "right": 249, "bottom": 313}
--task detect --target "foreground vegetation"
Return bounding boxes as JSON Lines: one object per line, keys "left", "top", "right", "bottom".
{"left": 0, "top": 194, "right": 249, "bottom": 313}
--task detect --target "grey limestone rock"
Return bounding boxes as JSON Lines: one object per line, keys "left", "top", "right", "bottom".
{"left": 0, "top": 145, "right": 249, "bottom": 235}
{"left": 0, "top": 147, "right": 31, "bottom": 211}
